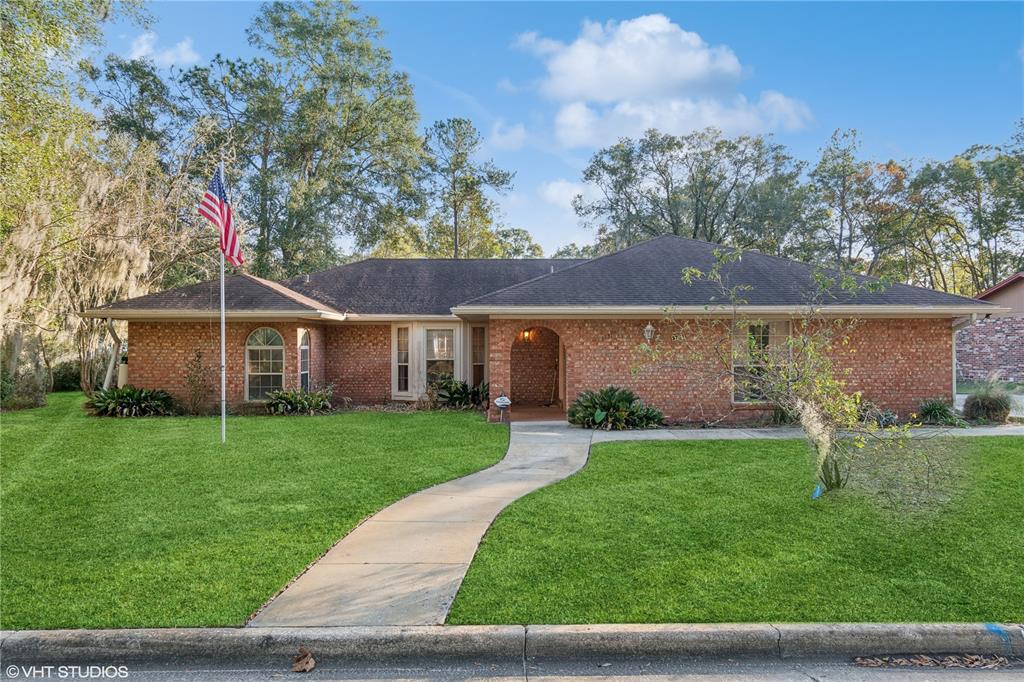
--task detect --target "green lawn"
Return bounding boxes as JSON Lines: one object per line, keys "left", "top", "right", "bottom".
{"left": 0, "top": 393, "right": 507, "bottom": 630}
{"left": 449, "top": 437, "right": 1024, "bottom": 624}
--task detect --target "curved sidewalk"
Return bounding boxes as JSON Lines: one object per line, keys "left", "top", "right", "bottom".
{"left": 248, "top": 421, "right": 592, "bottom": 627}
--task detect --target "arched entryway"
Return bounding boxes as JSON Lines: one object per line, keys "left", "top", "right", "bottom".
{"left": 509, "top": 326, "right": 565, "bottom": 421}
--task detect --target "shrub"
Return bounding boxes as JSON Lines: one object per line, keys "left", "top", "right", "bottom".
{"left": 858, "top": 401, "right": 899, "bottom": 428}
{"left": 265, "top": 386, "right": 333, "bottom": 415}
{"left": 567, "top": 385, "right": 664, "bottom": 430}
{"left": 89, "top": 385, "right": 174, "bottom": 417}
{"left": 770, "top": 404, "right": 797, "bottom": 425}
{"left": 0, "top": 370, "right": 14, "bottom": 402}
{"left": 963, "top": 389, "right": 1012, "bottom": 423}
{"left": 435, "top": 375, "right": 489, "bottom": 409}
{"left": 182, "top": 350, "right": 214, "bottom": 415}
{"left": 51, "top": 360, "right": 82, "bottom": 392}
{"left": 918, "top": 399, "right": 966, "bottom": 427}
{"left": 1, "top": 369, "right": 48, "bottom": 410}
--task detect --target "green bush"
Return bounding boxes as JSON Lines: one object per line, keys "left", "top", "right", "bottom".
{"left": 918, "top": 399, "right": 966, "bottom": 427}
{"left": 567, "top": 386, "right": 664, "bottom": 430}
{"left": 0, "top": 369, "right": 48, "bottom": 411}
{"left": 89, "top": 385, "right": 174, "bottom": 417}
{"left": 858, "top": 401, "right": 898, "bottom": 428}
{"left": 0, "top": 370, "right": 14, "bottom": 402}
{"left": 51, "top": 360, "right": 82, "bottom": 392}
{"left": 434, "top": 375, "right": 489, "bottom": 409}
{"left": 963, "top": 389, "right": 1012, "bottom": 423}
{"left": 265, "top": 386, "right": 333, "bottom": 415}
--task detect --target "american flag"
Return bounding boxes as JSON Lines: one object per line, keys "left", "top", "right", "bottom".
{"left": 199, "top": 164, "right": 244, "bottom": 267}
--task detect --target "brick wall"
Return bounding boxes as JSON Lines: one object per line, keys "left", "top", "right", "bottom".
{"left": 956, "top": 317, "right": 1024, "bottom": 383}
{"left": 324, "top": 324, "right": 391, "bottom": 403}
{"left": 127, "top": 320, "right": 325, "bottom": 407}
{"left": 510, "top": 326, "right": 560, "bottom": 405}
{"left": 488, "top": 317, "right": 955, "bottom": 424}
{"left": 841, "top": 318, "right": 954, "bottom": 414}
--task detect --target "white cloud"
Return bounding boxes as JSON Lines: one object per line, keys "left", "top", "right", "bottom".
{"left": 489, "top": 119, "right": 528, "bottom": 151}
{"left": 519, "top": 15, "right": 741, "bottom": 103}
{"left": 128, "top": 32, "right": 199, "bottom": 68}
{"left": 555, "top": 91, "right": 812, "bottom": 148}
{"left": 517, "top": 15, "right": 811, "bottom": 148}
{"left": 539, "top": 179, "right": 597, "bottom": 216}
{"left": 496, "top": 77, "right": 523, "bottom": 94}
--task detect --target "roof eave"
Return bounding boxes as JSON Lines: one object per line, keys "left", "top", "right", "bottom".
{"left": 80, "top": 308, "right": 350, "bottom": 322}
{"left": 450, "top": 303, "right": 1009, "bottom": 319}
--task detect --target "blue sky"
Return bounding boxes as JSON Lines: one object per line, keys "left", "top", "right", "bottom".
{"left": 104, "top": 1, "right": 1023, "bottom": 254}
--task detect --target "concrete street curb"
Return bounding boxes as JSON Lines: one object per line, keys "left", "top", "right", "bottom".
{"left": 2, "top": 623, "right": 1021, "bottom": 665}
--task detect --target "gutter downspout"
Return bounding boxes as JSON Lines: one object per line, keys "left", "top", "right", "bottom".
{"left": 102, "top": 318, "right": 122, "bottom": 390}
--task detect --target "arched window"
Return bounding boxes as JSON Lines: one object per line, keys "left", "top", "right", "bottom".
{"left": 246, "top": 327, "right": 284, "bottom": 401}
{"left": 299, "top": 331, "right": 310, "bottom": 391}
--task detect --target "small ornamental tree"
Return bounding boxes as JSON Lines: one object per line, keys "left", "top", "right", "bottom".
{"left": 638, "top": 247, "right": 924, "bottom": 494}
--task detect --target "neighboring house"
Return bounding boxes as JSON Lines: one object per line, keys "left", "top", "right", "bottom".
{"left": 956, "top": 272, "right": 1024, "bottom": 384}
{"left": 85, "top": 236, "right": 1000, "bottom": 423}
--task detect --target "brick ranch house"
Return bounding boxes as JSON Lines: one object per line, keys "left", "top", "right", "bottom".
{"left": 85, "top": 236, "right": 1003, "bottom": 423}
{"left": 955, "top": 272, "right": 1024, "bottom": 385}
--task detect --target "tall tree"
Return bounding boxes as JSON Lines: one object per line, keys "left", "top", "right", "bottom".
{"left": 422, "top": 118, "right": 514, "bottom": 258}
{"left": 573, "top": 128, "right": 808, "bottom": 253}
{"left": 181, "top": 0, "right": 423, "bottom": 277}
{"left": 0, "top": 0, "right": 144, "bottom": 375}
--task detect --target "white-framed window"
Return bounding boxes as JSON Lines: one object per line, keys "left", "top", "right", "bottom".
{"left": 395, "top": 326, "right": 410, "bottom": 394}
{"left": 732, "top": 321, "right": 789, "bottom": 403}
{"left": 471, "top": 326, "right": 486, "bottom": 387}
{"left": 246, "top": 327, "right": 284, "bottom": 401}
{"left": 425, "top": 328, "right": 455, "bottom": 385}
{"left": 299, "top": 331, "right": 310, "bottom": 391}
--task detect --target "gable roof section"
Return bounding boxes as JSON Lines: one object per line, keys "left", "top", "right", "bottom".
{"left": 976, "top": 272, "right": 1024, "bottom": 300}
{"left": 280, "top": 258, "right": 585, "bottom": 316}
{"left": 453, "top": 235, "right": 998, "bottom": 314}
{"left": 85, "top": 274, "right": 341, "bottom": 319}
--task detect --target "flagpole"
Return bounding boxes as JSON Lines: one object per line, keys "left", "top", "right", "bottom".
{"left": 219, "top": 160, "right": 227, "bottom": 445}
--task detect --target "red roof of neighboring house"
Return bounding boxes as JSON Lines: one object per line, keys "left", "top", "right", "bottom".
{"left": 976, "top": 272, "right": 1024, "bottom": 301}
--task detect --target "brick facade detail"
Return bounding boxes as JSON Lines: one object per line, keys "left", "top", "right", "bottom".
{"left": 956, "top": 317, "right": 1024, "bottom": 383}
{"left": 510, "top": 326, "right": 560, "bottom": 405}
{"left": 127, "top": 316, "right": 956, "bottom": 421}
{"left": 488, "top": 317, "right": 955, "bottom": 424}
{"left": 127, "top": 321, "right": 393, "bottom": 409}
{"left": 127, "top": 321, "right": 326, "bottom": 408}
{"left": 324, "top": 324, "right": 391, "bottom": 404}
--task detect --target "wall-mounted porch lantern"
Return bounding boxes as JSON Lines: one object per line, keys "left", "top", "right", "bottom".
{"left": 643, "top": 322, "right": 656, "bottom": 342}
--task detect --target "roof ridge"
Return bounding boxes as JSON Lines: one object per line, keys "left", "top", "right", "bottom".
{"left": 453, "top": 237, "right": 663, "bottom": 307}
{"left": 240, "top": 273, "right": 339, "bottom": 313}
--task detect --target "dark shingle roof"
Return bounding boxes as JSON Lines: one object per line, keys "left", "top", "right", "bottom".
{"left": 281, "top": 258, "right": 585, "bottom": 315}
{"left": 97, "top": 274, "right": 322, "bottom": 313}
{"left": 456, "top": 235, "right": 995, "bottom": 309}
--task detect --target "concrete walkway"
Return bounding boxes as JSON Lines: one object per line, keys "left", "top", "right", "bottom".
{"left": 248, "top": 421, "right": 592, "bottom": 627}
{"left": 592, "top": 423, "right": 1024, "bottom": 443}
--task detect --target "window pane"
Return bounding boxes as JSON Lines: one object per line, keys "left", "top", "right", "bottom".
{"left": 397, "top": 327, "right": 409, "bottom": 352}
{"left": 398, "top": 365, "right": 409, "bottom": 392}
{"left": 472, "top": 364, "right": 484, "bottom": 387}
{"left": 426, "top": 329, "right": 453, "bottom": 361}
{"left": 300, "top": 347, "right": 309, "bottom": 373}
{"left": 301, "top": 373, "right": 309, "bottom": 391}
{"left": 472, "top": 327, "right": 485, "bottom": 364}
{"left": 426, "top": 359, "right": 454, "bottom": 385}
